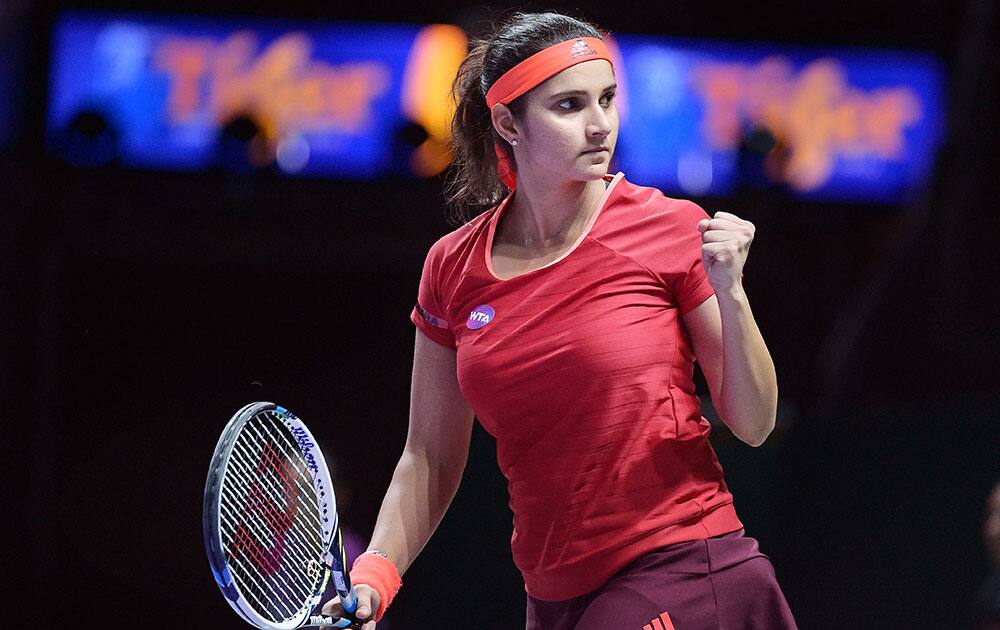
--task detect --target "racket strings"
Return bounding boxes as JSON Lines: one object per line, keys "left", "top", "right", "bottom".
{"left": 254, "top": 414, "right": 329, "bottom": 522}
{"left": 224, "top": 434, "right": 320, "bottom": 589}
{"left": 221, "top": 472, "right": 312, "bottom": 620}
{"left": 221, "top": 445, "right": 317, "bottom": 620}
{"left": 219, "top": 489, "right": 317, "bottom": 614}
{"left": 245, "top": 411, "right": 326, "bottom": 558}
{"left": 220, "top": 543, "right": 300, "bottom": 622}
{"left": 218, "top": 411, "right": 327, "bottom": 624}
{"left": 221, "top": 447, "right": 322, "bottom": 586}
{"left": 220, "top": 503, "right": 304, "bottom": 621}
{"left": 221, "top": 456, "right": 319, "bottom": 559}
{"left": 228, "top": 436, "right": 322, "bottom": 555}
{"left": 241, "top": 412, "right": 324, "bottom": 543}
{"left": 220, "top": 466, "right": 321, "bottom": 605}
{"left": 232, "top": 421, "right": 326, "bottom": 556}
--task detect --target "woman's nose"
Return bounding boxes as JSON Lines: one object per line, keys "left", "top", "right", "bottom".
{"left": 587, "top": 104, "right": 613, "bottom": 137}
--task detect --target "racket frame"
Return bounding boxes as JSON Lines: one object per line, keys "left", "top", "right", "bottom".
{"left": 204, "top": 401, "right": 348, "bottom": 629}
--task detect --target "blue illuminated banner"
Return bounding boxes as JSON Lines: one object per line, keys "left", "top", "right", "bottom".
{"left": 47, "top": 12, "right": 465, "bottom": 176}
{"left": 611, "top": 36, "right": 945, "bottom": 203}
{"left": 47, "top": 11, "right": 945, "bottom": 203}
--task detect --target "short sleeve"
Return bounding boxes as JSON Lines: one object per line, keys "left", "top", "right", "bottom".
{"left": 671, "top": 201, "right": 715, "bottom": 315}
{"left": 410, "top": 240, "right": 457, "bottom": 349}
{"left": 628, "top": 198, "right": 714, "bottom": 315}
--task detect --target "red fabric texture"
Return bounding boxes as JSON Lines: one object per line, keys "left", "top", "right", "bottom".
{"left": 349, "top": 553, "right": 402, "bottom": 622}
{"left": 409, "top": 174, "right": 742, "bottom": 600}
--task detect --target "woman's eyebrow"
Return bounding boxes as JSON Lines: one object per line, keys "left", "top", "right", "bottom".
{"left": 548, "top": 84, "right": 618, "bottom": 100}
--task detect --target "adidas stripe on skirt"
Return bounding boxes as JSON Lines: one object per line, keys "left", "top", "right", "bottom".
{"left": 525, "top": 529, "right": 797, "bottom": 630}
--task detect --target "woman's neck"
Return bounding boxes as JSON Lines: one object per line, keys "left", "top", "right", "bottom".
{"left": 502, "top": 174, "right": 607, "bottom": 248}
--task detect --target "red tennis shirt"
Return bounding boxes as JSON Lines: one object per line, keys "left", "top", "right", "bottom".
{"left": 410, "top": 173, "right": 743, "bottom": 601}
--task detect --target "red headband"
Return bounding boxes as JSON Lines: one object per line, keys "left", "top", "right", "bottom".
{"left": 486, "top": 37, "right": 613, "bottom": 190}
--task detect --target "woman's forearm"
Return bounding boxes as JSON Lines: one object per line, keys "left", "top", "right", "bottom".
{"left": 715, "top": 284, "right": 778, "bottom": 446}
{"left": 366, "top": 444, "right": 467, "bottom": 574}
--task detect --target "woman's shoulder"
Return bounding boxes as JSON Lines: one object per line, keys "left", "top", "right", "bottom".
{"left": 596, "top": 176, "right": 711, "bottom": 277}
{"left": 423, "top": 203, "right": 501, "bottom": 266}
{"left": 606, "top": 176, "right": 709, "bottom": 225}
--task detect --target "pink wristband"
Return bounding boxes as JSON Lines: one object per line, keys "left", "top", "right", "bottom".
{"left": 350, "top": 552, "right": 402, "bottom": 622}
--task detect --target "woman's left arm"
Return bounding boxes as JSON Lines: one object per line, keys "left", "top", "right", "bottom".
{"left": 681, "top": 211, "right": 778, "bottom": 447}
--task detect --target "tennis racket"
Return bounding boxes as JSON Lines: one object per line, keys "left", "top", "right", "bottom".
{"left": 204, "top": 401, "right": 362, "bottom": 629}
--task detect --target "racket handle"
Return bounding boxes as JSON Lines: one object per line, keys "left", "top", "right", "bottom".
{"left": 339, "top": 587, "right": 358, "bottom": 615}
{"left": 305, "top": 613, "right": 365, "bottom": 628}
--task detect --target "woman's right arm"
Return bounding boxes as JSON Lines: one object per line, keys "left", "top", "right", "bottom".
{"left": 323, "top": 328, "right": 474, "bottom": 625}
{"left": 368, "top": 328, "right": 475, "bottom": 571}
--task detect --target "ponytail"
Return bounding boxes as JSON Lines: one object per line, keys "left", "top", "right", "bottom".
{"left": 444, "top": 12, "right": 603, "bottom": 223}
{"left": 445, "top": 38, "right": 509, "bottom": 223}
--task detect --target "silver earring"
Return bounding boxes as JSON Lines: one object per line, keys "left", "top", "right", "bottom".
{"left": 510, "top": 139, "right": 518, "bottom": 146}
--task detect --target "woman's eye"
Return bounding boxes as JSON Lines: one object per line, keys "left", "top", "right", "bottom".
{"left": 556, "top": 93, "right": 615, "bottom": 110}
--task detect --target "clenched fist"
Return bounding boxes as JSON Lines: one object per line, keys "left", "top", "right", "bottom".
{"left": 697, "top": 211, "right": 755, "bottom": 292}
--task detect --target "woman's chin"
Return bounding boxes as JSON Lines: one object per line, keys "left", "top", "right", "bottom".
{"left": 581, "top": 163, "right": 610, "bottom": 180}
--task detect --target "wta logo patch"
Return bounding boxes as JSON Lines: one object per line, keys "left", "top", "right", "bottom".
{"left": 466, "top": 304, "right": 495, "bottom": 330}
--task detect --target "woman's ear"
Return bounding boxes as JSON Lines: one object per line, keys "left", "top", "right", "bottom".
{"left": 490, "top": 103, "right": 519, "bottom": 145}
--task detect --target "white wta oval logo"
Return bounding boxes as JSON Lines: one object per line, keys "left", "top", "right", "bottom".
{"left": 466, "top": 304, "right": 495, "bottom": 330}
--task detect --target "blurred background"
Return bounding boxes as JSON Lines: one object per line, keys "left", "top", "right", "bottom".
{"left": 4, "top": 0, "right": 999, "bottom": 628}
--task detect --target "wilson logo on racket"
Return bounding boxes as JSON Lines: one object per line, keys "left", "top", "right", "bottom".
{"left": 467, "top": 304, "right": 495, "bottom": 330}
{"left": 290, "top": 425, "right": 320, "bottom": 474}
{"left": 230, "top": 442, "right": 301, "bottom": 577}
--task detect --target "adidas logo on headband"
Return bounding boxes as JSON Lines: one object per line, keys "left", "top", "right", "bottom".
{"left": 569, "top": 39, "right": 598, "bottom": 59}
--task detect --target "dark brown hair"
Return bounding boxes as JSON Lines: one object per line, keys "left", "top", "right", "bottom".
{"left": 446, "top": 12, "right": 603, "bottom": 222}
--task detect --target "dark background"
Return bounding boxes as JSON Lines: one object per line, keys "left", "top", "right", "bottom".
{"left": 4, "top": 1, "right": 999, "bottom": 628}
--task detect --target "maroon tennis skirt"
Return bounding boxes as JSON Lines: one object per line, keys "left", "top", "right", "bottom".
{"left": 525, "top": 529, "right": 797, "bottom": 630}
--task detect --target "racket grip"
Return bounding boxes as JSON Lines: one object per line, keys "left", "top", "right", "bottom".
{"left": 306, "top": 613, "right": 365, "bottom": 629}
{"left": 339, "top": 587, "right": 359, "bottom": 615}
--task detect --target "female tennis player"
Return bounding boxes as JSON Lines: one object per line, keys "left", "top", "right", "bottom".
{"left": 323, "top": 12, "right": 797, "bottom": 629}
